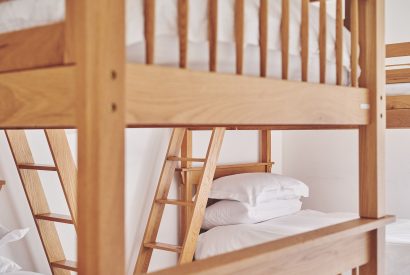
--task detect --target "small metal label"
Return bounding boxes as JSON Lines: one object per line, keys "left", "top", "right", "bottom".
{"left": 360, "top": 103, "right": 370, "bottom": 110}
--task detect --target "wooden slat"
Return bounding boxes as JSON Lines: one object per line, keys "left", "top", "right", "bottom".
{"left": 350, "top": 0, "right": 359, "bottom": 87}
{"left": 260, "top": 130, "right": 272, "bottom": 172}
{"left": 152, "top": 216, "right": 394, "bottom": 275}
{"left": 35, "top": 213, "right": 73, "bottom": 224}
{"left": 0, "top": 66, "right": 75, "bottom": 129}
{"left": 75, "top": 0, "right": 126, "bottom": 273}
{"left": 167, "top": 156, "right": 206, "bottom": 162}
{"left": 0, "top": 23, "right": 65, "bottom": 73}
{"left": 336, "top": 0, "right": 343, "bottom": 85}
{"left": 180, "top": 130, "right": 193, "bottom": 243}
{"left": 51, "top": 260, "right": 78, "bottom": 272}
{"left": 126, "top": 64, "right": 370, "bottom": 126}
{"left": 156, "top": 199, "right": 194, "bottom": 207}
{"left": 281, "top": 0, "right": 290, "bottom": 80}
{"left": 235, "top": 0, "right": 244, "bottom": 75}
{"left": 45, "top": 129, "right": 78, "bottom": 228}
{"left": 179, "top": 128, "right": 225, "bottom": 263}
{"left": 319, "top": 0, "right": 327, "bottom": 83}
{"left": 144, "top": 0, "right": 156, "bottom": 64}
{"left": 386, "top": 68, "right": 410, "bottom": 84}
{"left": 301, "top": 0, "right": 309, "bottom": 82}
{"left": 259, "top": 0, "right": 268, "bottom": 77}
{"left": 178, "top": 162, "right": 275, "bottom": 187}
{"left": 17, "top": 164, "right": 57, "bottom": 171}
{"left": 386, "top": 95, "right": 410, "bottom": 110}
{"left": 178, "top": 0, "right": 189, "bottom": 68}
{"left": 64, "top": 0, "right": 76, "bottom": 63}
{"left": 209, "top": 0, "right": 218, "bottom": 72}
{"left": 135, "top": 128, "right": 186, "bottom": 274}
{"left": 386, "top": 42, "right": 410, "bottom": 58}
{"left": 387, "top": 109, "right": 410, "bottom": 128}
{"left": 144, "top": 242, "right": 182, "bottom": 253}
{"left": 5, "top": 130, "right": 69, "bottom": 275}
{"left": 358, "top": 1, "right": 386, "bottom": 274}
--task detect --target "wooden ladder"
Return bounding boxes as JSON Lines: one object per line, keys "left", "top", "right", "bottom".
{"left": 134, "top": 127, "right": 225, "bottom": 274}
{"left": 5, "top": 130, "right": 78, "bottom": 275}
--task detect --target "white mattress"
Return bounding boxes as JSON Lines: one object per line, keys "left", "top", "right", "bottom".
{"left": 195, "top": 210, "right": 358, "bottom": 260}
{"left": 0, "top": 0, "right": 355, "bottom": 85}
{"left": 386, "top": 219, "right": 410, "bottom": 275}
{"left": 386, "top": 83, "right": 410, "bottom": 96}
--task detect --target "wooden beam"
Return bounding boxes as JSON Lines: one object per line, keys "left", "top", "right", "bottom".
{"left": 358, "top": 1, "right": 385, "bottom": 274}
{"left": 386, "top": 42, "right": 410, "bottom": 58}
{"left": 126, "top": 64, "right": 369, "bottom": 126}
{"left": 387, "top": 109, "right": 410, "bottom": 128}
{"left": 151, "top": 216, "right": 394, "bottom": 275}
{"left": 386, "top": 68, "right": 410, "bottom": 84}
{"left": 75, "top": 0, "right": 125, "bottom": 274}
{"left": 0, "top": 24, "right": 65, "bottom": 73}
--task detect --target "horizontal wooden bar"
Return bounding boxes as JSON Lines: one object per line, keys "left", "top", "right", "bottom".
{"left": 151, "top": 216, "right": 394, "bottom": 275}
{"left": 156, "top": 199, "right": 194, "bottom": 207}
{"left": 386, "top": 95, "right": 410, "bottom": 110}
{"left": 386, "top": 68, "right": 410, "bottom": 84}
{"left": 144, "top": 242, "right": 182, "bottom": 253}
{"left": 386, "top": 42, "right": 410, "bottom": 58}
{"left": 35, "top": 213, "right": 73, "bottom": 224}
{"left": 17, "top": 164, "right": 57, "bottom": 171}
{"left": 126, "top": 65, "right": 369, "bottom": 127}
{"left": 51, "top": 260, "right": 78, "bottom": 272}
{"left": 387, "top": 109, "right": 410, "bottom": 128}
{"left": 0, "top": 23, "right": 65, "bottom": 73}
{"left": 0, "top": 65, "right": 370, "bottom": 128}
{"left": 0, "top": 66, "right": 75, "bottom": 129}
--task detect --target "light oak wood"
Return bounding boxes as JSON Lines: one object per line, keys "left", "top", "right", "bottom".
{"left": 178, "top": 0, "right": 189, "bottom": 68}
{"left": 50, "top": 260, "right": 78, "bottom": 272}
{"left": 386, "top": 68, "right": 410, "bottom": 84}
{"left": 144, "top": 242, "right": 182, "bottom": 253}
{"left": 386, "top": 109, "right": 410, "bottom": 128}
{"left": 5, "top": 130, "right": 70, "bottom": 275}
{"left": 336, "top": 0, "right": 343, "bottom": 86}
{"left": 45, "top": 129, "right": 78, "bottom": 228}
{"left": 126, "top": 64, "right": 370, "bottom": 126}
{"left": 180, "top": 130, "right": 193, "bottom": 243}
{"left": 144, "top": 0, "right": 156, "bottom": 64}
{"left": 386, "top": 42, "right": 410, "bottom": 58}
{"left": 74, "top": 0, "right": 126, "bottom": 274}
{"left": 301, "top": 0, "right": 309, "bottom": 82}
{"left": 179, "top": 128, "right": 225, "bottom": 263}
{"left": 64, "top": 0, "right": 76, "bottom": 63}
{"left": 259, "top": 0, "right": 268, "bottom": 77}
{"left": 135, "top": 128, "right": 187, "bottom": 274}
{"left": 281, "top": 0, "right": 290, "bottom": 80}
{"left": 319, "top": 0, "right": 327, "bottom": 84}
{"left": 35, "top": 213, "right": 73, "bottom": 224}
{"left": 17, "top": 164, "right": 57, "bottom": 171}
{"left": 152, "top": 216, "right": 394, "bottom": 275}
{"left": 209, "top": 0, "right": 218, "bottom": 72}
{"left": 235, "top": 0, "right": 244, "bottom": 75}
{"left": 0, "top": 23, "right": 65, "bottom": 73}
{"left": 350, "top": 0, "right": 359, "bottom": 87}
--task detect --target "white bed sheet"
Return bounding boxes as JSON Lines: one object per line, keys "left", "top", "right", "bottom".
{"left": 195, "top": 209, "right": 358, "bottom": 260}
{"left": 386, "top": 83, "right": 410, "bottom": 96}
{"left": 0, "top": 0, "right": 355, "bottom": 85}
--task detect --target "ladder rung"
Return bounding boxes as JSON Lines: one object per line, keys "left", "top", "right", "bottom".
{"left": 50, "top": 260, "right": 78, "bottom": 271}
{"left": 166, "top": 156, "right": 206, "bottom": 162}
{"left": 35, "top": 213, "right": 73, "bottom": 224}
{"left": 144, "top": 242, "right": 182, "bottom": 253}
{"left": 156, "top": 199, "right": 194, "bottom": 207}
{"left": 17, "top": 163, "right": 57, "bottom": 171}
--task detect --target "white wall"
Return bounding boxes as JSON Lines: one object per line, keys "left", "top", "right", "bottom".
{"left": 0, "top": 129, "right": 282, "bottom": 274}
{"left": 283, "top": 0, "right": 410, "bottom": 218}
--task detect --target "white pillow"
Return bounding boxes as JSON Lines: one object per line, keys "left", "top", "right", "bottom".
{"left": 202, "top": 199, "right": 302, "bottom": 230}
{"left": 209, "top": 173, "right": 309, "bottom": 206}
{"left": 0, "top": 226, "right": 29, "bottom": 248}
{"left": 0, "top": 256, "right": 22, "bottom": 273}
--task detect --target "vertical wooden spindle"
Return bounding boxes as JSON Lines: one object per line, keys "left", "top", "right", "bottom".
{"left": 260, "top": 0, "right": 268, "bottom": 77}
{"left": 235, "top": 0, "right": 244, "bottom": 75}
{"left": 319, "top": 0, "right": 327, "bottom": 83}
{"left": 209, "top": 0, "right": 218, "bottom": 72}
{"left": 178, "top": 0, "right": 189, "bottom": 68}
{"left": 350, "top": 0, "right": 359, "bottom": 87}
{"left": 144, "top": 0, "right": 155, "bottom": 65}
{"left": 336, "top": 0, "right": 343, "bottom": 85}
{"left": 301, "top": 0, "right": 309, "bottom": 82}
{"left": 281, "top": 0, "right": 290, "bottom": 80}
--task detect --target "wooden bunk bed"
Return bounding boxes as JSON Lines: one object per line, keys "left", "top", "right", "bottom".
{"left": 386, "top": 42, "right": 410, "bottom": 128}
{"left": 0, "top": 0, "right": 391, "bottom": 274}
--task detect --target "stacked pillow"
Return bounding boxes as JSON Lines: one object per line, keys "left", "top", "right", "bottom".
{"left": 202, "top": 173, "right": 309, "bottom": 230}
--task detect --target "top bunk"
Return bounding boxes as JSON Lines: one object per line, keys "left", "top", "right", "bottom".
{"left": 0, "top": 0, "right": 383, "bottom": 129}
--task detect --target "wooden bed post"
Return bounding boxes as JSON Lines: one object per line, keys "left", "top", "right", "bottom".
{"left": 75, "top": 0, "right": 126, "bottom": 274}
{"left": 358, "top": 0, "right": 386, "bottom": 274}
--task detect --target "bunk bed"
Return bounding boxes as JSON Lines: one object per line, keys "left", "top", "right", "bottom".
{"left": 0, "top": 0, "right": 391, "bottom": 275}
